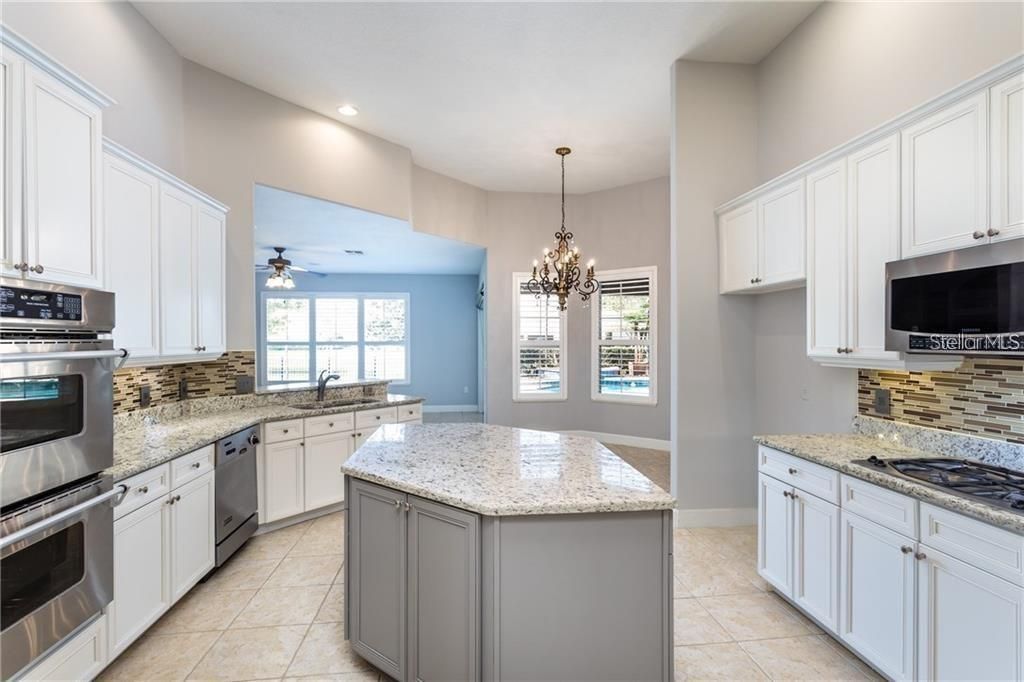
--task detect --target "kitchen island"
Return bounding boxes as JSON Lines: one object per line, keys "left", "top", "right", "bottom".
{"left": 341, "top": 423, "right": 676, "bottom": 682}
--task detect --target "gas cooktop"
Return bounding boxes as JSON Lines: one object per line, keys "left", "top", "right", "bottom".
{"left": 856, "top": 456, "right": 1024, "bottom": 514}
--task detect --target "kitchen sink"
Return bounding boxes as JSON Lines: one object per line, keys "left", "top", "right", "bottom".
{"left": 290, "top": 398, "right": 380, "bottom": 410}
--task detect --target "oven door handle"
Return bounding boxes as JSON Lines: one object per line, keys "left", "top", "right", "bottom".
{"left": 0, "top": 348, "right": 130, "bottom": 368}
{"left": 0, "top": 484, "right": 128, "bottom": 551}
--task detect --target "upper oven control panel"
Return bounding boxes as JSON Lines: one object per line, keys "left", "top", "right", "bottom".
{"left": 1, "top": 285, "right": 83, "bottom": 321}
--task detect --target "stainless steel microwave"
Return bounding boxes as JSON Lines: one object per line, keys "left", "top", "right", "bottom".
{"left": 886, "top": 241, "right": 1024, "bottom": 356}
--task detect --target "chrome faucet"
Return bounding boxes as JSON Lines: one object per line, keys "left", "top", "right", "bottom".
{"left": 316, "top": 369, "right": 340, "bottom": 401}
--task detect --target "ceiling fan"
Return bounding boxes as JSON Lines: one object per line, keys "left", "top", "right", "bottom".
{"left": 255, "top": 246, "right": 326, "bottom": 288}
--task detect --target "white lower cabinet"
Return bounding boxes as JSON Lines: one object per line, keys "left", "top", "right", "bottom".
{"left": 261, "top": 439, "right": 306, "bottom": 523}
{"left": 169, "top": 472, "right": 216, "bottom": 601}
{"left": 757, "top": 473, "right": 793, "bottom": 594}
{"left": 110, "top": 497, "right": 170, "bottom": 657}
{"left": 304, "top": 431, "right": 353, "bottom": 510}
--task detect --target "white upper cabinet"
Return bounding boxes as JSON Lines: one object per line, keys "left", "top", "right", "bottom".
{"left": 901, "top": 91, "right": 989, "bottom": 257}
{"left": 990, "top": 72, "right": 1024, "bottom": 242}
{"left": 757, "top": 179, "right": 805, "bottom": 287}
{"left": 159, "top": 183, "right": 198, "bottom": 357}
{"left": 195, "top": 205, "right": 226, "bottom": 357}
{"left": 717, "top": 200, "right": 758, "bottom": 293}
{"left": 806, "top": 159, "right": 847, "bottom": 358}
{"left": 0, "top": 49, "right": 22, "bottom": 278}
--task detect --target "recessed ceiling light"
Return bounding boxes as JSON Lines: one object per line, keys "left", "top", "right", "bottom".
{"left": 337, "top": 105, "right": 358, "bottom": 117}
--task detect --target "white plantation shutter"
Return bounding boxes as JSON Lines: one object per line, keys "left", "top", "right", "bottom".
{"left": 591, "top": 267, "right": 657, "bottom": 404}
{"left": 513, "top": 274, "right": 567, "bottom": 400}
{"left": 363, "top": 297, "right": 408, "bottom": 381}
{"left": 315, "top": 298, "right": 360, "bottom": 381}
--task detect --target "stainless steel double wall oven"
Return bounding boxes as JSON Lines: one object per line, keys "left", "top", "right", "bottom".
{"left": 0, "top": 279, "right": 127, "bottom": 679}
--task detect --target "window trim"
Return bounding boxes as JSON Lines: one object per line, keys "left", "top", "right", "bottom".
{"left": 512, "top": 272, "right": 567, "bottom": 402}
{"left": 259, "top": 291, "right": 411, "bottom": 387}
{"left": 590, "top": 266, "right": 657, "bottom": 406}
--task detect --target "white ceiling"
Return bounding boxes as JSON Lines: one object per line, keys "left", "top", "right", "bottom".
{"left": 254, "top": 184, "right": 485, "bottom": 275}
{"left": 138, "top": 2, "right": 818, "bottom": 193}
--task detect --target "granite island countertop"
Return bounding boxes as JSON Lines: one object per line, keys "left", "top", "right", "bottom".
{"left": 109, "top": 394, "right": 424, "bottom": 482}
{"left": 341, "top": 423, "right": 676, "bottom": 516}
{"left": 754, "top": 433, "right": 1024, "bottom": 535}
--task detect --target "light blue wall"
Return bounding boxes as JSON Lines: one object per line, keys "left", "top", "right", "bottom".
{"left": 256, "top": 272, "right": 480, "bottom": 407}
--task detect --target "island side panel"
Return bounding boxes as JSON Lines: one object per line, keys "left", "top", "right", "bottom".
{"left": 481, "top": 509, "right": 673, "bottom": 681}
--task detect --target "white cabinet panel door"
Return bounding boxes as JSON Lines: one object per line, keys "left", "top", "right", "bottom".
{"left": 23, "top": 64, "right": 103, "bottom": 287}
{"left": 169, "top": 471, "right": 215, "bottom": 601}
{"left": 262, "top": 440, "right": 305, "bottom": 522}
{"left": 195, "top": 205, "right": 226, "bottom": 356}
{"left": 718, "top": 201, "right": 758, "bottom": 293}
{"left": 902, "top": 91, "right": 989, "bottom": 256}
{"left": 757, "top": 474, "right": 792, "bottom": 595}
{"left": 839, "top": 511, "right": 915, "bottom": 681}
{"left": 917, "top": 545, "right": 1024, "bottom": 682}
{"left": 104, "top": 154, "right": 160, "bottom": 358}
{"left": 847, "top": 134, "right": 901, "bottom": 360}
{"left": 791, "top": 490, "right": 839, "bottom": 633}
{"left": 991, "top": 72, "right": 1024, "bottom": 243}
{"left": 304, "top": 431, "right": 353, "bottom": 510}
{"left": 354, "top": 426, "right": 381, "bottom": 451}
{"left": 159, "top": 183, "right": 196, "bottom": 357}
{"left": 0, "top": 50, "right": 22, "bottom": 278}
{"left": 758, "top": 179, "right": 805, "bottom": 286}
{"left": 805, "top": 160, "right": 846, "bottom": 359}
{"left": 110, "top": 497, "right": 170, "bottom": 657}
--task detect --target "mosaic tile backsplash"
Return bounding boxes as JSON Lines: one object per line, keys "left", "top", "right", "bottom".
{"left": 113, "top": 351, "right": 256, "bottom": 413}
{"left": 858, "top": 358, "right": 1024, "bottom": 444}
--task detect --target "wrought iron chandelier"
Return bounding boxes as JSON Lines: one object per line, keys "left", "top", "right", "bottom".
{"left": 527, "top": 147, "right": 599, "bottom": 311}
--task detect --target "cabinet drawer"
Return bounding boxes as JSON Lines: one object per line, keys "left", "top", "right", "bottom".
{"left": 919, "top": 503, "right": 1024, "bottom": 586}
{"left": 356, "top": 406, "right": 398, "bottom": 429}
{"left": 115, "top": 464, "right": 171, "bottom": 520}
{"left": 171, "top": 444, "right": 215, "bottom": 489}
{"left": 397, "top": 403, "right": 423, "bottom": 423}
{"left": 264, "top": 418, "right": 303, "bottom": 444}
{"left": 841, "top": 475, "right": 917, "bottom": 538}
{"left": 22, "top": 614, "right": 107, "bottom": 682}
{"left": 758, "top": 446, "right": 840, "bottom": 504}
{"left": 305, "top": 412, "right": 355, "bottom": 437}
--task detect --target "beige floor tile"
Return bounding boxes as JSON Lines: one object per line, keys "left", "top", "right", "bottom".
{"left": 698, "top": 593, "right": 816, "bottom": 641}
{"left": 673, "top": 642, "right": 768, "bottom": 681}
{"left": 674, "top": 598, "right": 732, "bottom": 646}
{"left": 675, "top": 557, "right": 761, "bottom": 597}
{"left": 282, "top": 673, "right": 380, "bottom": 682}
{"left": 232, "top": 585, "right": 330, "bottom": 628}
{"left": 203, "top": 557, "right": 281, "bottom": 592}
{"left": 314, "top": 584, "right": 346, "bottom": 623}
{"left": 820, "top": 634, "right": 886, "bottom": 681}
{"left": 100, "top": 631, "right": 220, "bottom": 681}
{"left": 240, "top": 522, "right": 313, "bottom": 561}
{"left": 674, "top": 575, "right": 693, "bottom": 598}
{"left": 740, "top": 635, "right": 868, "bottom": 680}
{"left": 151, "top": 587, "right": 256, "bottom": 634}
{"left": 187, "top": 625, "right": 307, "bottom": 681}
{"left": 289, "top": 528, "right": 345, "bottom": 557}
{"left": 266, "top": 554, "right": 344, "bottom": 587}
{"left": 286, "top": 623, "right": 375, "bottom": 677}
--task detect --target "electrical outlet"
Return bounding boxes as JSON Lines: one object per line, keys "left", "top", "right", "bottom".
{"left": 235, "top": 375, "right": 255, "bottom": 394}
{"left": 178, "top": 378, "right": 189, "bottom": 401}
{"left": 139, "top": 384, "right": 151, "bottom": 408}
{"left": 873, "top": 388, "right": 891, "bottom": 415}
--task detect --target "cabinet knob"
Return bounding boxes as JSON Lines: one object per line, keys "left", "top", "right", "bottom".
{"left": 973, "top": 230, "right": 986, "bottom": 239}
{"left": 393, "top": 499, "right": 402, "bottom": 510}
{"left": 191, "top": 461, "right": 202, "bottom": 469}
{"left": 782, "top": 490, "right": 791, "bottom": 498}
{"left": 403, "top": 501, "right": 411, "bottom": 512}
{"left": 914, "top": 551, "right": 927, "bottom": 561}
{"left": 836, "top": 347, "right": 843, "bottom": 354}
{"left": 29, "top": 264, "right": 43, "bottom": 274}
{"left": 987, "top": 228, "right": 1000, "bottom": 237}
{"left": 328, "top": 422, "right": 334, "bottom": 427}
{"left": 846, "top": 347, "right": 854, "bottom": 354}
{"left": 788, "top": 467, "right": 798, "bottom": 475}
{"left": 790, "top": 492, "right": 799, "bottom": 500}
{"left": 900, "top": 545, "right": 913, "bottom": 554}
{"left": 750, "top": 278, "right": 756, "bottom": 284}
{"left": 14, "top": 262, "right": 28, "bottom": 272}
{"left": 137, "top": 485, "right": 149, "bottom": 495}
{"left": 283, "top": 429, "right": 289, "bottom": 434}
{"left": 375, "top": 416, "right": 381, "bottom": 420}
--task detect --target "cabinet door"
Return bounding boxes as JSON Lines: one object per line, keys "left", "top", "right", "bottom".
{"left": 758, "top": 179, "right": 805, "bottom": 286}
{"left": 838, "top": 511, "right": 915, "bottom": 681}
{"left": 169, "top": 471, "right": 215, "bottom": 601}
{"left": 23, "top": 64, "right": 103, "bottom": 287}
{"left": 111, "top": 497, "right": 170, "bottom": 657}
{"left": 104, "top": 154, "right": 160, "bottom": 359}
{"left": 354, "top": 425, "right": 379, "bottom": 451}
{"left": 847, "top": 134, "right": 901, "bottom": 361}
{"left": 805, "top": 160, "right": 847, "bottom": 359}
{"left": 717, "top": 200, "right": 758, "bottom": 293}
{"left": 791, "top": 490, "right": 839, "bottom": 633}
{"left": 990, "top": 72, "right": 1024, "bottom": 242}
{"left": 407, "top": 495, "right": 480, "bottom": 682}
{"left": 0, "top": 49, "right": 22, "bottom": 278}
{"left": 348, "top": 479, "right": 406, "bottom": 681}
{"left": 304, "top": 431, "right": 352, "bottom": 510}
{"left": 158, "top": 183, "right": 197, "bottom": 357}
{"left": 917, "top": 545, "right": 1024, "bottom": 682}
{"left": 261, "top": 440, "right": 305, "bottom": 522}
{"left": 195, "top": 205, "right": 226, "bottom": 356}
{"left": 757, "top": 473, "right": 792, "bottom": 595}
{"left": 902, "top": 91, "right": 989, "bottom": 256}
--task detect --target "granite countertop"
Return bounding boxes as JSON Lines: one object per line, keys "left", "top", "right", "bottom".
{"left": 754, "top": 433, "right": 1024, "bottom": 535}
{"left": 341, "top": 423, "right": 676, "bottom": 516}
{"left": 109, "top": 394, "right": 424, "bottom": 482}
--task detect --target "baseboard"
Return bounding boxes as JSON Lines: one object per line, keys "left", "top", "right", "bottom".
{"left": 421, "top": 404, "right": 481, "bottom": 413}
{"left": 560, "top": 429, "right": 670, "bottom": 451}
{"left": 674, "top": 507, "right": 756, "bottom": 528}
{"left": 255, "top": 503, "right": 344, "bottom": 535}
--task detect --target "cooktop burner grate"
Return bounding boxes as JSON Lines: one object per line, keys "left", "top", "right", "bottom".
{"left": 858, "top": 456, "right": 1024, "bottom": 513}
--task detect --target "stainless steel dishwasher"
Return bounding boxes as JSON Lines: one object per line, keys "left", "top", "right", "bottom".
{"left": 214, "top": 425, "right": 259, "bottom": 566}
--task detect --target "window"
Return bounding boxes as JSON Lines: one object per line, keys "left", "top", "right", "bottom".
{"left": 591, "top": 267, "right": 656, "bottom": 404}
{"left": 513, "top": 273, "right": 566, "bottom": 401}
{"left": 262, "top": 293, "right": 409, "bottom": 386}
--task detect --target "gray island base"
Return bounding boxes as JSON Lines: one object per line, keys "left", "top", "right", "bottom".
{"left": 341, "top": 423, "right": 676, "bottom": 682}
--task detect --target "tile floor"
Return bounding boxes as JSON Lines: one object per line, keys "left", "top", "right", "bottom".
{"left": 100, "top": 511, "right": 881, "bottom": 681}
